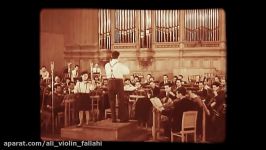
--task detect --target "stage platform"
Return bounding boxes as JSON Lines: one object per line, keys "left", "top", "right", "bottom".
{"left": 61, "top": 119, "right": 150, "bottom": 141}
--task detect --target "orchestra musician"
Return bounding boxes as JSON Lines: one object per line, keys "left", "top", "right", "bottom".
{"left": 208, "top": 81, "right": 226, "bottom": 142}
{"left": 71, "top": 65, "right": 79, "bottom": 83}
{"left": 74, "top": 71, "right": 95, "bottom": 127}
{"left": 92, "top": 63, "right": 102, "bottom": 79}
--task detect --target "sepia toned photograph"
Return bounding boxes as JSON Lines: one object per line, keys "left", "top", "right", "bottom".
{"left": 40, "top": 8, "right": 226, "bottom": 143}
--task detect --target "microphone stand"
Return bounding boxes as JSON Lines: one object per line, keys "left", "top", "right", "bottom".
{"left": 68, "top": 63, "right": 71, "bottom": 78}
{"left": 90, "top": 62, "right": 93, "bottom": 81}
{"left": 51, "top": 61, "right": 55, "bottom": 136}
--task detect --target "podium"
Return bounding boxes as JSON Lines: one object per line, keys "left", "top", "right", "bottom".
{"left": 61, "top": 119, "right": 149, "bottom": 141}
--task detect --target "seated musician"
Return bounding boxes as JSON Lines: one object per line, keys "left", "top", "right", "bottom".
{"left": 194, "top": 75, "right": 200, "bottom": 85}
{"left": 133, "top": 81, "right": 152, "bottom": 126}
{"left": 71, "top": 65, "right": 79, "bottom": 83}
{"left": 166, "top": 87, "right": 199, "bottom": 136}
{"left": 40, "top": 66, "right": 50, "bottom": 81}
{"left": 129, "top": 75, "right": 136, "bottom": 86}
{"left": 196, "top": 81, "right": 208, "bottom": 100}
{"left": 214, "top": 76, "right": 221, "bottom": 83}
{"left": 208, "top": 81, "right": 226, "bottom": 142}
{"left": 203, "top": 78, "right": 211, "bottom": 90}
{"left": 95, "top": 81, "right": 102, "bottom": 89}
{"left": 40, "top": 79, "right": 46, "bottom": 95}
{"left": 134, "top": 81, "right": 142, "bottom": 90}
{"left": 64, "top": 77, "right": 71, "bottom": 87}
{"left": 188, "top": 90, "right": 210, "bottom": 116}
{"left": 149, "top": 81, "right": 160, "bottom": 98}
{"left": 63, "top": 81, "right": 75, "bottom": 94}
{"left": 101, "top": 79, "right": 108, "bottom": 89}
{"left": 93, "top": 75, "right": 101, "bottom": 83}
{"left": 124, "top": 78, "right": 136, "bottom": 91}
{"left": 125, "top": 79, "right": 144, "bottom": 114}
{"left": 46, "top": 84, "right": 65, "bottom": 120}
{"left": 177, "top": 74, "right": 183, "bottom": 81}
{"left": 159, "top": 74, "right": 172, "bottom": 88}
{"left": 91, "top": 80, "right": 97, "bottom": 90}
{"left": 142, "top": 81, "right": 160, "bottom": 126}
{"left": 41, "top": 87, "right": 51, "bottom": 110}
{"left": 161, "top": 84, "right": 176, "bottom": 109}
{"left": 54, "top": 76, "right": 62, "bottom": 87}
{"left": 159, "top": 84, "right": 176, "bottom": 137}
{"left": 220, "top": 78, "right": 226, "bottom": 92}
{"left": 187, "top": 90, "right": 210, "bottom": 139}
{"left": 62, "top": 82, "right": 76, "bottom": 122}
{"left": 143, "top": 74, "right": 152, "bottom": 85}
{"left": 92, "top": 63, "right": 101, "bottom": 79}
{"left": 134, "top": 76, "right": 140, "bottom": 83}
{"left": 148, "top": 76, "right": 159, "bottom": 87}
{"left": 171, "top": 76, "right": 178, "bottom": 88}
{"left": 210, "top": 82, "right": 225, "bottom": 115}
{"left": 133, "top": 81, "right": 147, "bottom": 96}
{"left": 178, "top": 74, "right": 187, "bottom": 84}
{"left": 172, "top": 79, "right": 183, "bottom": 92}
{"left": 149, "top": 76, "right": 155, "bottom": 82}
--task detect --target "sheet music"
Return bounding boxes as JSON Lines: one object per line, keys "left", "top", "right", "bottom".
{"left": 150, "top": 97, "right": 164, "bottom": 111}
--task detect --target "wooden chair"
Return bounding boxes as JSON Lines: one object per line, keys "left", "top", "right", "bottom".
{"left": 104, "top": 107, "right": 119, "bottom": 119}
{"left": 105, "top": 108, "right": 112, "bottom": 119}
{"left": 90, "top": 95, "right": 100, "bottom": 121}
{"left": 104, "top": 95, "right": 119, "bottom": 120}
{"left": 171, "top": 111, "right": 198, "bottom": 142}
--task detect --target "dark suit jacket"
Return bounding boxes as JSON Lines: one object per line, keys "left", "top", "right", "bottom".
{"left": 151, "top": 86, "right": 160, "bottom": 98}
{"left": 159, "top": 80, "right": 172, "bottom": 87}
{"left": 213, "top": 90, "right": 225, "bottom": 112}
{"left": 197, "top": 89, "right": 208, "bottom": 100}
{"left": 172, "top": 97, "right": 200, "bottom": 132}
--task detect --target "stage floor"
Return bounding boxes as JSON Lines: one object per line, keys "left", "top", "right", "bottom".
{"left": 60, "top": 119, "right": 150, "bottom": 141}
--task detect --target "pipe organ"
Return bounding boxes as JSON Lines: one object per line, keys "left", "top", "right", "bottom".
{"left": 114, "top": 10, "right": 136, "bottom": 44}
{"left": 155, "top": 10, "right": 180, "bottom": 43}
{"left": 185, "top": 9, "right": 220, "bottom": 41}
{"left": 140, "top": 10, "right": 152, "bottom": 48}
{"left": 99, "top": 9, "right": 111, "bottom": 50}
{"left": 98, "top": 9, "right": 222, "bottom": 50}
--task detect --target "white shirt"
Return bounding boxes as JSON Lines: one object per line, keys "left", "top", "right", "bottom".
{"left": 74, "top": 81, "right": 91, "bottom": 93}
{"left": 71, "top": 70, "right": 79, "bottom": 81}
{"left": 105, "top": 59, "right": 129, "bottom": 79}
{"left": 40, "top": 70, "right": 49, "bottom": 80}
{"left": 92, "top": 67, "right": 101, "bottom": 74}
{"left": 124, "top": 84, "right": 137, "bottom": 91}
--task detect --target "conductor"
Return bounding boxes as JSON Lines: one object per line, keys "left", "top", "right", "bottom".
{"left": 105, "top": 51, "right": 130, "bottom": 123}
